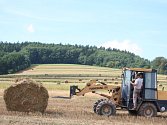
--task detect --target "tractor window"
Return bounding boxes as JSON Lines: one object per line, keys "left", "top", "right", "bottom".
{"left": 124, "top": 70, "right": 131, "bottom": 85}
{"left": 144, "top": 72, "right": 157, "bottom": 99}
{"left": 145, "top": 73, "right": 156, "bottom": 88}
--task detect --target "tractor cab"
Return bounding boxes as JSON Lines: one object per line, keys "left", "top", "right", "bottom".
{"left": 121, "top": 68, "right": 167, "bottom": 117}
{"left": 121, "top": 68, "right": 157, "bottom": 109}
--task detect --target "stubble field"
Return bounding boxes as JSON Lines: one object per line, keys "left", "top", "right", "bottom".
{"left": 0, "top": 64, "right": 167, "bottom": 125}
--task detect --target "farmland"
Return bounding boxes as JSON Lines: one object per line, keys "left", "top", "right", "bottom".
{"left": 0, "top": 64, "right": 167, "bottom": 125}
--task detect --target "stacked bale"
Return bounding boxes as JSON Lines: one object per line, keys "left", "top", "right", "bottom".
{"left": 4, "top": 78, "right": 49, "bottom": 113}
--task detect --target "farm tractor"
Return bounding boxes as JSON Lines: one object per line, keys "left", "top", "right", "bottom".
{"left": 70, "top": 68, "right": 167, "bottom": 117}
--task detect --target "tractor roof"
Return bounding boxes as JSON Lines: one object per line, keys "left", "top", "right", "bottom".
{"left": 123, "top": 68, "right": 157, "bottom": 72}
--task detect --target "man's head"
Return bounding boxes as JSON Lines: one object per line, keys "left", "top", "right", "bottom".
{"left": 136, "top": 73, "right": 143, "bottom": 78}
{"left": 139, "top": 73, "right": 143, "bottom": 78}
{"left": 136, "top": 73, "right": 140, "bottom": 78}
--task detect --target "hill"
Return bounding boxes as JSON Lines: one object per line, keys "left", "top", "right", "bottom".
{"left": 0, "top": 41, "right": 166, "bottom": 74}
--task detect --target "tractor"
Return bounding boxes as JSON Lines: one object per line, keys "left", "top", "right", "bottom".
{"left": 70, "top": 68, "right": 167, "bottom": 117}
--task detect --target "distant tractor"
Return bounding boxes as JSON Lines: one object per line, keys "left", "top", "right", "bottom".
{"left": 70, "top": 68, "right": 167, "bottom": 117}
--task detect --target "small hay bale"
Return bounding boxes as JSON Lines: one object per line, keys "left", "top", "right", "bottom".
{"left": 111, "top": 78, "right": 115, "bottom": 81}
{"left": 104, "top": 79, "right": 107, "bottom": 81}
{"left": 79, "top": 79, "right": 82, "bottom": 81}
{"left": 65, "top": 80, "right": 68, "bottom": 83}
{"left": 4, "top": 78, "right": 49, "bottom": 113}
{"left": 87, "top": 83, "right": 91, "bottom": 86}
{"left": 114, "top": 82, "right": 118, "bottom": 84}
{"left": 159, "top": 84, "right": 162, "bottom": 87}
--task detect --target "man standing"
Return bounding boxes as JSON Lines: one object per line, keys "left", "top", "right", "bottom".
{"left": 131, "top": 73, "right": 143, "bottom": 109}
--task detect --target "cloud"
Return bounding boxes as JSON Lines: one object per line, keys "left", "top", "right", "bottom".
{"left": 101, "top": 40, "right": 142, "bottom": 55}
{"left": 27, "top": 24, "right": 35, "bottom": 33}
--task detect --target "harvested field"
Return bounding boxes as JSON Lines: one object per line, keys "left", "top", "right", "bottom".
{"left": 0, "top": 64, "right": 167, "bottom": 125}
{"left": 0, "top": 90, "right": 167, "bottom": 125}
{"left": 15, "top": 64, "right": 121, "bottom": 75}
{"left": 0, "top": 64, "right": 167, "bottom": 90}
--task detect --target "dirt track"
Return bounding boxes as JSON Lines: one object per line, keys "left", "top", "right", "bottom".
{"left": 0, "top": 90, "right": 167, "bottom": 125}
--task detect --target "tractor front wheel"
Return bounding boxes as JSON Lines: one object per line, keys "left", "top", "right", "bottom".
{"left": 96, "top": 100, "right": 116, "bottom": 116}
{"left": 138, "top": 102, "right": 157, "bottom": 117}
{"left": 93, "top": 99, "right": 106, "bottom": 113}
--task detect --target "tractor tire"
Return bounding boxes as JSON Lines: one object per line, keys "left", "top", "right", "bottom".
{"left": 137, "top": 102, "right": 157, "bottom": 117}
{"left": 96, "top": 100, "right": 116, "bottom": 116}
{"left": 93, "top": 99, "right": 106, "bottom": 113}
{"left": 128, "top": 110, "right": 137, "bottom": 116}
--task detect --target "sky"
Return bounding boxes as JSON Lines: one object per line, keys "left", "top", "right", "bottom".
{"left": 0, "top": 0, "right": 167, "bottom": 60}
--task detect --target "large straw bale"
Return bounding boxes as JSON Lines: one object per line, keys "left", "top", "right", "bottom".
{"left": 4, "top": 78, "right": 49, "bottom": 113}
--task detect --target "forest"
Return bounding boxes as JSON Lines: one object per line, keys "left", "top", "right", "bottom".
{"left": 0, "top": 41, "right": 166, "bottom": 75}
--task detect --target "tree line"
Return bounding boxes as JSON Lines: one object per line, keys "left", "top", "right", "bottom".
{"left": 0, "top": 41, "right": 166, "bottom": 74}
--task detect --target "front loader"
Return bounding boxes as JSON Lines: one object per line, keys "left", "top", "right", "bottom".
{"left": 70, "top": 68, "right": 167, "bottom": 117}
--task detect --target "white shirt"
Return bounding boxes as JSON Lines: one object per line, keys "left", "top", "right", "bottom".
{"left": 134, "top": 78, "right": 143, "bottom": 89}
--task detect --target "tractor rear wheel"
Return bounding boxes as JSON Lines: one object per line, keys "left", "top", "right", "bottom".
{"left": 138, "top": 102, "right": 157, "bottom": 117}
{"left": 93, "top": 99, "right": 106, "bottom": 113}
{"left": 96, "top": 100, "right": 116, "bottom": 116}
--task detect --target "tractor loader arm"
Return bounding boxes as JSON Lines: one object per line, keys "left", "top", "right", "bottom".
{"left": 70, "top": 80, "right": 121, "bottom": 105}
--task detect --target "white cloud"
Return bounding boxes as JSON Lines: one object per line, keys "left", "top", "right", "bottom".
{"left": 27, "top": 24, "right": 35, "bottom": 33}
{"left": 101, "top": 40, "right": 142, "bottom": 55}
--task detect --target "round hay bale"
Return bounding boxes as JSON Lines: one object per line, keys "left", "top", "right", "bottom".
{"left": 4, "top": 78, "right": 49, "bottom": 113}
{"left": 104, "top": 79, "right": 107, "bottom": 81}
{"left": 114, "top": 82, "right": 118, "bottom": 84}
{"left": 65, "top": 80, "right": 68, "bottom": 83}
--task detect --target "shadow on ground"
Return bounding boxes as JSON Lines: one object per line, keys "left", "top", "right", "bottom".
{"left": 52, "top": 96, "right": 71, "bottom": 99}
